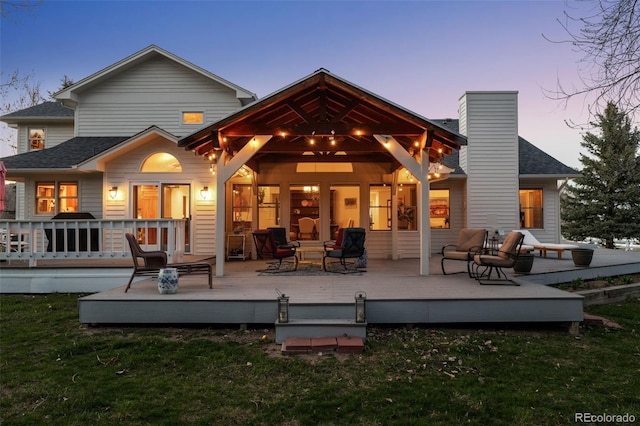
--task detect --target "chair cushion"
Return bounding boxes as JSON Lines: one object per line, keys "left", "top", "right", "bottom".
{"left": 474, "top": 254, "right": 514, "bottom": 268}
{"left": 498, "top": 232, "right": 522, "bottom": 259}
{"left": 455, "top": 228, "right": 486, "bottom": 252}
{"left": 443, "top": 251, "right": 471, "bottom": 261}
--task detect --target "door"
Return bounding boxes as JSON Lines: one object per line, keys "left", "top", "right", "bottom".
{"left": 133, "top": 183, "right": 191, "bottom": 252}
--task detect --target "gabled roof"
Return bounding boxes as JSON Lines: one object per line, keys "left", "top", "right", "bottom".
{"left": 179, "top": 68, "right": 466, "bottom": 170}
{"left": 0, "top": 136, "right": 128, "bottom": 171}
{"left": 433, "top": 119, "right": 579, "bottom": 177}
{"left": 0, "top": 101, "right": 74, "bottom": 124}
{"left": 53, "top": 45, "right": 257, "bottom": 106}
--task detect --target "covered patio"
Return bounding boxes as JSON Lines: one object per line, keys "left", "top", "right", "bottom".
{"left": 178, "top": 69, "right": 465, "bottom": 277}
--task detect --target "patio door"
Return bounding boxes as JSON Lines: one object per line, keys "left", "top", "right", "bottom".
{"left": 133, "top": 183, "right": 191, "bottom": 252}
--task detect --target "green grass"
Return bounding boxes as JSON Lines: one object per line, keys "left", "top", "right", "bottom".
{"left": 2, "top": 295, "right": 639, "bottom": 425}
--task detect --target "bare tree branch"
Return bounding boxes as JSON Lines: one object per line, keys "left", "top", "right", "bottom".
{"left": 543, "top": 0, "right": 640, "bottom": 127}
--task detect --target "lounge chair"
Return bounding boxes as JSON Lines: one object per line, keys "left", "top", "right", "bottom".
{"left": 323, "top": 227, "right": 366, "bottom": 271}
{"left": 515, "top": 229, "right": 578, "bottom": 259}
{"left": 441, "top": 228, "right": 488, "bottom": 275}
{"left": 124, "top": 233, "right": 212, "bottom": 292}
{"left": 471, "top": 231, "right": 524, "bottom": 285}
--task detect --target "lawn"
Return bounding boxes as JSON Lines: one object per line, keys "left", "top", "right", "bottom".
{"left": 1, "top": 294, "right": 639, "bottom": 425}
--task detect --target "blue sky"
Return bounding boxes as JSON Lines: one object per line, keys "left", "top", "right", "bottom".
{"left": 1, "top": 0, "right": 602, "bottom": 168}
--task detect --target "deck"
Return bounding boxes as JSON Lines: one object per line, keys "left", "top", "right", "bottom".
{"left": 3, "top": 248, "right": 639, "bottom": 328}
{"left": 75, "top": 249, "right": 640, "bottom": 327}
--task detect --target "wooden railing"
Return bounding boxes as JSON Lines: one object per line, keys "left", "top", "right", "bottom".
{"left": 0, "top": 219, "right": 186, "bottom": 267}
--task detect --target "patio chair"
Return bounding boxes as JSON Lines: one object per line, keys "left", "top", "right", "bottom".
{"left": 323, "top": 227, "right": 344, "bottom": 251}
{"left": 267, "top": 227, "right": 300, "bottom": 249}
{"left": 124, "top": 233, "right": 212, "bottom": 292}
{"left": 323, "top": 227, "right": 366, "bottom": 271}
{"left": 297, "top": 217, "right": 316, "bottom": 240}
{"left": 441, "top": 228, "right": 488, "bottom": 276}
{"left": 252, "top": 229, "right": 298, "bottom": 270}
{"left": 470, "top": 231, "right": 524, "bottom": 285}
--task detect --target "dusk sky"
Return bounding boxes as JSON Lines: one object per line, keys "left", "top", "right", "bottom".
{"left": 1, "top": 0, "right": 608, "bottom": 168}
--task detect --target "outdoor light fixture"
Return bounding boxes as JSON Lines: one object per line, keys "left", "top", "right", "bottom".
{"left": 109, "top": 186, "right": 118, "bottom": 199}
{"left": 200, "top": 186, "right": 209, "bottom": 200}
{"left": 276, "top": 289, "right": 289, "bottom": 323}
{"left": 355, "top": 291, "right": 366, "bottom": 323}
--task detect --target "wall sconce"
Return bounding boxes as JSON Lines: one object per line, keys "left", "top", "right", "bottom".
{"left": 355, "top": 291, "right": 366, "bottom": 323}
{"left": 109, "top": 186, "right": 118, "bottom": 200}
{"left": 200, "top": 186, "right": 210, "bottom": 200}
{"left": 276, "top": 289, "right": 289, "bottom": 323}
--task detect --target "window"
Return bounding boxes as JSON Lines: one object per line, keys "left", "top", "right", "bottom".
{"left": 182, "top": 112, "right": 204, "bottom": 125}
{"left": 257, "top": 185, "right": 280, "bottom": 229}
{"left": 58, "top": 183, "right": 78, "bottom": 213}
{"left": 369, "top": 184, "right": 391, "bottom": 230}
{"left": 141, "top": 153, "right": 182, "bottom": 172}
{"left": 36, "top": 182, "right": 78, "bottom": 214}
{"left": 232, "top": 184, "right": 252, "bottom": 233}
{"left": 29, "top": 128, "right": 45, "bottom": 150}
{"left": 368, "top": 184, "right": 418, "bottom": 230}
{"left": 397, "top": 184, "right": 417, "bottom": 230}
{"left": 430, "top": 189, "right": 450, "bottom": 229}
{"left": 519, "top": 189, "right": 543, "bottom": 228}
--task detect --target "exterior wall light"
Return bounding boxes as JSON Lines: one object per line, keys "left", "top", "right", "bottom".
{"left": 200, "top": 186, "right": 209, "bottom": 200}
{"left": 109, "top": 186, "right": 118, "bottom": 200}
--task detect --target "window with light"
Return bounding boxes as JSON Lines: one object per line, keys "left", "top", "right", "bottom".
{"left": 36, "top": 182, "right": 78, "bottom": 214}
{"left": 29, "top": 128, "right": 45, "bottom": 150}
{"left": 182, "top": 112, "right": 204, "bottom": 125}
{"left": 519, "top": 189, "right": 543, "bottom": 228}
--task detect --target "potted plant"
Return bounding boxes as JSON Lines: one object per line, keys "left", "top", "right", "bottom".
{"left": 571, "top": 248, "right": 594, "bottom": 267}
{"left": 513, "top": 252, "right": 534, "bottom": 274}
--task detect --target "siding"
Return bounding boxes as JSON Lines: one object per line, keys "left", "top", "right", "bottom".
{"left": 520, "top": 179, "right": 562, "bottom": 243}
{"left": 76, "top": 56, "right": 242, "bottom": 137}
{"left": 16, "top": 123, "right": 74, "bottom": 153}
{"left": 104, "top": 135, "right": 215, "bottom": 255}
{"left": 459, "top": 92, "right": 519, "bottom": 232}
{"left": 22, "top": 174, "right": 103, "bottom": 220}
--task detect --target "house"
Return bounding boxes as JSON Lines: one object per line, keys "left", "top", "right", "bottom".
{"left": 0, "top": 45, "right": 579, "bottom": 278}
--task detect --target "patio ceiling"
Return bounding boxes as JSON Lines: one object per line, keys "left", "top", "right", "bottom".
{"left": 178, "top": 69, "right": 465, "bottom": 172}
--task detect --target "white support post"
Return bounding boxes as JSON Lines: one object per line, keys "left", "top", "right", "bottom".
{"left": 374, "top": 134, "right": 430, "bottom": 273}
{"left": 419, "top": 149, "right": 430, "bottom": 276}
{"left": 216, "top": 136, "right": 272, "bottom": 276}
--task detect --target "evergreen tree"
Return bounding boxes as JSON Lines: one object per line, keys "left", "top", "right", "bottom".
{"left": 562, "top": 102, "right": 640, "bottom": 248}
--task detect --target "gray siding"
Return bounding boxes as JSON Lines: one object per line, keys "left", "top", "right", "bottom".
{"left": 16, "top": 123, "right": 74, "bottom": 154}
{"left": 459, "top": 92, "right": 519, "bottom": 232}
{"left": 75, "top": 56, "right": 243, "bottom": 137}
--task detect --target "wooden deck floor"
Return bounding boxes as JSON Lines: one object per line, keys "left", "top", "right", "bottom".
{"left": 4, "top": 248, "right": 638, "bottom": 327}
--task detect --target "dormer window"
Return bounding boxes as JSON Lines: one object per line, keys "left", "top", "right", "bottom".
{"left": 182, "top": 111, "right": 204, "bottom": 125}
{"left": 29, "top": 128, "right": 45, "bottom": 150}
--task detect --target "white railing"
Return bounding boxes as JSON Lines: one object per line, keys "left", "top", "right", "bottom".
{"left": 0, "top": 219, "right": 186, "bottom": 267}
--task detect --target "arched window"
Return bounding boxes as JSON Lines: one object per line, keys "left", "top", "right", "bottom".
{"left": 140, "top": 153, "right": 182, "bottom": 172}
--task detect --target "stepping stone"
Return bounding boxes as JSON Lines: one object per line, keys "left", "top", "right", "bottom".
{"left": 336, "top": 336, "right": 365, "bottom": 353}
{"left": 311, "top": 337, "right": 338, "bottom": 352}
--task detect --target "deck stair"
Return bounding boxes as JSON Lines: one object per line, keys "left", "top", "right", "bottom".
{"left": 275, "top": 302, "right": 367, "bottom": 344}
